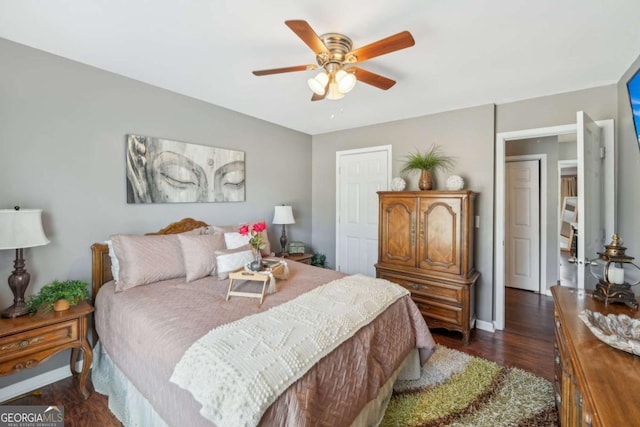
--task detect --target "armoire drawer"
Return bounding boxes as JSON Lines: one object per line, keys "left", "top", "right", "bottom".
{"left": 379, "top": 272, "right": 462, "bottom": 305}
{"left": 412, "top": 296, "right": 463, "bottom": 326}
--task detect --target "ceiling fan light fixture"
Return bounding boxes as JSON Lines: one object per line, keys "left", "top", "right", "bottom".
{"left": 326, "top": 81, "right": 345, "bottom": 100}
{"left": 308, "top": 72, "right": 329, "bottom": 95}
{"left": 335, "top": 69, "right": 356, "bottom": 93}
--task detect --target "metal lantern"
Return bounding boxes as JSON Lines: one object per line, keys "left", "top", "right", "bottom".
{"left": 589, "top": 234, "right": 640, "bottom": 309}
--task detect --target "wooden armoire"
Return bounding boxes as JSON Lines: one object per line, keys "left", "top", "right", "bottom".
{"left": 375, "top": 190, "right": 479, "bottom": 343}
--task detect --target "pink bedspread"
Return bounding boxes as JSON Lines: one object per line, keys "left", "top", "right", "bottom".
{"left": 94, "top": 261, "right": 435, "bottom": 426}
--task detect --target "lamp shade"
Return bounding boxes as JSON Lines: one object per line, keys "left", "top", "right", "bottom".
{"left": 308, "top": 72, "right": 329, "bottom": 95}
{"left": 273, "top": 205, "right": 295, "bottom": 225}
{"left": 335, "top": 69, "right": 356, "bottom": 93}
{"left": 0, "top": 209, "right": 50, "bottom": 250}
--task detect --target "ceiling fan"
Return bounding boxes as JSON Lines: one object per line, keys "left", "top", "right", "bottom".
{"left": 252, "top": 20, "right": 415, "bottom": 101}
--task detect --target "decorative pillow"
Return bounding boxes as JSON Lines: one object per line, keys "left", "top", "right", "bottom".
{"left": 214, "top": 244, "right": 254, "bottom": 280}
{"left": 111, "top": 234, "right": 186, "bottom": 292}
{"left": 104, "top": 240, "right": 120, "bottom": 282}
{"left": 214, "top": 222, "right": 271, "bottom": 255}
{"left": 177, "top": 232, "right": 226, "bottom": 282}
{"left": 224, "top": 232, "right": 250, "bottom": 250}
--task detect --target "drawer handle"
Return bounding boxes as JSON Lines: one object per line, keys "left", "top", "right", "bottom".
{"left": 555, "top": 320, "right": 560, "bottom": 328}
{"left": 13, "top": 359, "right": 37, "bottom": 372}
{"left": 408, "top": 283, "right": 428, "bottom": 290}
{"left": 1, "top": 336, "right": 45, "bottom": 352}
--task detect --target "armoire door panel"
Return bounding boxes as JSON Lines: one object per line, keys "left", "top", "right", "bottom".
{"left": 379, "top": 197, "right": 416, "bottom": 266}
{"left": 418, "top": 198, "right": 462, "bottom": 275}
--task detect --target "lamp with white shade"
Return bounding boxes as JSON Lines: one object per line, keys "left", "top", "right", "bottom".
{"left": 273, "top": 205, "right": 295, "bottom": 256}
{"left": 0, "top": 207, "right": 50, "bottom": 318}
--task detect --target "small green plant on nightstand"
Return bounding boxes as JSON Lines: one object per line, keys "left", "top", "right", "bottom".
{"left": 311, "top": 253, "right": 326, "bottom": 268}
{"left": 25, "top": 280, "right": 89, "bottom": 314}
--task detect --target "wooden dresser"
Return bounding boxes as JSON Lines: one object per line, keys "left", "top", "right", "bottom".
{"left": 552, "top": 286, "right": 640, "bottom": 426}
{"left": 375, "top": 191, "right": 479, "bottom": 343}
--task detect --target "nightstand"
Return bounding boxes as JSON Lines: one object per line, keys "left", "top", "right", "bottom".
{"left": 285, "top": 253, "right": 313, "bottom": 265}
{"left": 0, "top": 300, "right": 94, "bottom": 399}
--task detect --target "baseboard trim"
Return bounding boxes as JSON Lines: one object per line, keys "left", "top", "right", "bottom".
{"left": 0, "top": 361, "right": 84, "bottom": 403}
{"left": 475, "top": 319, "right": 495, "bottom": 333}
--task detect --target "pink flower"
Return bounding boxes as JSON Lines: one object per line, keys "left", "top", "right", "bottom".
{"left": 252, "top": 221, "right": 267, "bottom": 233}
{"left": 238, "top": 224, "right": 250, "bottom": 236}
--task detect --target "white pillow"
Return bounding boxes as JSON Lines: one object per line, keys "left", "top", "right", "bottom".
{"left": 224, "top": 232, "right": 250, "bottom": 249}
{"left": 105, "top": 240, "right": 120, "bottom": 282}
{"left": 215, "top": 245, "right": 254, "bottom": 279}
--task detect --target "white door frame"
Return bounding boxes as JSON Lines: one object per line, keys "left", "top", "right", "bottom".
{"left": 335, "top": 145, "right": 392, "bottom": 273}
{"left": 494, "top": 120, "right": 614, "bottom": 330}
{"left": 505, "top": 154, "right": 547, "bottom": 294}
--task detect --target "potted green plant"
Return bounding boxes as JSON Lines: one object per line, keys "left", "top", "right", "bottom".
{"left": 25, "top": 279, "right": 89, "bottom": 314}
{"left": 311, "top": 253, "right": 326, "bottom": 268}
{"left": 400, "top": 145, "right": 456, "bottom": 190}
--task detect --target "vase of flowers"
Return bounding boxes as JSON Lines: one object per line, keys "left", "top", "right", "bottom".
{"left": 239, "top": 221, "right": 267, "bottom": 271}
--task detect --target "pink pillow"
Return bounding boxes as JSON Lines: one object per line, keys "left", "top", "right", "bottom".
{"left": 111, "top": 234, "right": 185, "bottom": 292}
{"left": 177, "top": 232, "right": 226, "bottom": 282}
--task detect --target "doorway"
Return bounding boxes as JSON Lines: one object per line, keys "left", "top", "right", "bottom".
{"left": 505, "top": 157, "right": 544, "bottom": 293}
{"left": 494, "top": 117, "right": 615, "bottom": 331}
{"left": 335, "top": 145, "right": 391, "bottom": 276}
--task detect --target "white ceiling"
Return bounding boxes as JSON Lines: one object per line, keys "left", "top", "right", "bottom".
{"left": 2, "top": 0, "right": 639, "bottom": 135}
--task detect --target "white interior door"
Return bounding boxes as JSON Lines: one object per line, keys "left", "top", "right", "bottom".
{"left": 506, "top": 160, "right": 540, "bottom": 291}
{"left": 336, "top": 146, "right": 390, "bottom": 276}
{"left": 576, "top": 111, "right": 604, "bottom": 289}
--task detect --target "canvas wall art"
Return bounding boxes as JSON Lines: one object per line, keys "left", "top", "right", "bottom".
{"left": 126, "top": 134, "right": 245, "bottom": 203}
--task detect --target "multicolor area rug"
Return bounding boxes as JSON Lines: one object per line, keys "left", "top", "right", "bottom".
{"left": 381, "top": 345, "right": 558, "bottom": 427}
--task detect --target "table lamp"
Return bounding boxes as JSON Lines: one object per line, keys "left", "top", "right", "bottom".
{"left": 589, "top": 234, "right": 640, "bottom": 309}
{"left": 273, "top": 205, "right": 295, "bottom": 256}
{"left": 0, "top": 207, "right": 50, "bottom": 318}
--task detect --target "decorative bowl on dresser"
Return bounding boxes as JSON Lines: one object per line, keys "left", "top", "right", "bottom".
{"left": 375, "top": 190, "right": 479, "bottom": 343}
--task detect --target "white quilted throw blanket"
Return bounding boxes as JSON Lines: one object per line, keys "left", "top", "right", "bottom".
{"left": 170, "top": 274, "right": 409, "bottom": 427}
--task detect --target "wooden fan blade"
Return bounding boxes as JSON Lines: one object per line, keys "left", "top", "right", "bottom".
{"left": 285, "top": 20, "right": 328, "bottom": 55}
{"left": 252, "top": 64, "right": 317, "bottom": 76}
{"left": 351, "top": 67, "right": 396, "bottom": 90}
{"left": 349, "top": 31, "right": 415, "bottom": 63}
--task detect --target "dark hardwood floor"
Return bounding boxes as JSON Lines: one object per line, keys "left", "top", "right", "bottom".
{"left": 434, "top": 286, "right": 555, "bottom": 381}
{"left": 2, "top": 287, "right": 555, "bottom": 426}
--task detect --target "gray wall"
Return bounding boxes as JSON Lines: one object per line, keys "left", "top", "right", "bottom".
{"left": 617, "top": 55, "right": 640, "bottom": 285}
{"left": 311, "top": 104, "right": 496, "bottom": 323}
{"left": 496, "top": 85, "right": 618, "bottom": 132}
{"left": 0, "top": 38, "right": 312, "bottom": 386}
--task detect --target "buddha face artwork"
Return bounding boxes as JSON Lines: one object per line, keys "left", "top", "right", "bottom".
{"left": 126, "top": 134, "right": 245, "bottom": 203}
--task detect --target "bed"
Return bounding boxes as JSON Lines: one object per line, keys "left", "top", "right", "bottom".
{"left": 90, "top": 218, "right": 435, "bottom": 427}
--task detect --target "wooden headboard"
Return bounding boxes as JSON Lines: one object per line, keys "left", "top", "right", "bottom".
{"left": 90, "top": 217, "right": 209, "bottom": 302}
